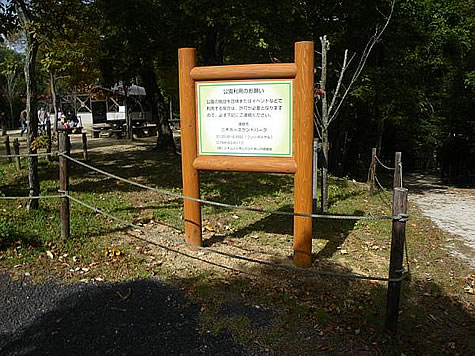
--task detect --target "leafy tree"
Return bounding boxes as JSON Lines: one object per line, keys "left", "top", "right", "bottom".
{"left": 0, "top": 45, "right": 24, "bottom": 131}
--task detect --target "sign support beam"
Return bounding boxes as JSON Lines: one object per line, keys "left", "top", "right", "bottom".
{"left": 293, "top": 41, "right": 314, "bottom": 267}
{"left": 178, "top": 48, "right": 202, "bottom": 246}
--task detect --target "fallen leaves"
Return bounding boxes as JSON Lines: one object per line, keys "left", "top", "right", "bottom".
{"left": 46, "top": 250, "right": 54, "bottom": 260}
{"left": 463, "top": 275, "right": 475, "bottom": 295}
{"left": 104, "top": 248, "right": 124, "bottom": 258}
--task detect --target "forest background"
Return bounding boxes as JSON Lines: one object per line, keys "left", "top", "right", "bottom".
{"left": 1, "top": 0, "right": 474, "bottom": 185}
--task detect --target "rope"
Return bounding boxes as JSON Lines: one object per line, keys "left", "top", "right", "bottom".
{"left": 60, "top": 153, "right": 394, "bottom": 222}
{"left": 0, "top": 151, "right": 59, "bottom": 158}
{"left": 375, "top": 155, "right": 395, "bottom": 170}
{"left": 0, "top": 194, "right": 64, "bottom": 200}
{"left": 66, "top": 192, "right": 403, "bottom": 283}
{"left": 374, "top": 175, "right": 388, "bottom": 192}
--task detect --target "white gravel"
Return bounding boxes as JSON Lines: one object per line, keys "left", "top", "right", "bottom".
{"left": 408, "top": 173, "right": 475, "bottom": 269}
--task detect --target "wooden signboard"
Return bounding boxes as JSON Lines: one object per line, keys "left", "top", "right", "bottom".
{"left": 178, "top": 41, "right": 314, "bottom": 267}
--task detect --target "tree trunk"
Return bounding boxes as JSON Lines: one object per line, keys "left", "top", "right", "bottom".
{"left": 203, "top": 26, "right": 224, "bottom": 65}
{"left": 15, "top": 0, "right": 40, "bottom": 210}
{"left": 321, "top": 132, "right": 329, "bottom": 213}
{"left": 319, "top": 36, "right": 330, "bottom": 213}
{"left": 122, "top": 83, "right": 132, "bottom": 141}
{"left": 50, "top": 72, "right": 58, "bottom": 132}
{"left": 8, "top": 101, "right": 14, "bottom": 130}
{"left": 140, "top": 66, "right": 176, "bottom": 152}
{"left": 376, "top": 116, "right": 385, "bottom": 156}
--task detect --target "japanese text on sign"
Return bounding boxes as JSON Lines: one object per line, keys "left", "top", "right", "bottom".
{"left": 197, "top": 81, "right": 292, "bottom": 156}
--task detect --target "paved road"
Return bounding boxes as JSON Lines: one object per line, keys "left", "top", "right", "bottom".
{"left": 0, "top": 274, "right": 254, "bottom": 356}
{"left": 406, "top": 172, "right": 475, "bottom": 268}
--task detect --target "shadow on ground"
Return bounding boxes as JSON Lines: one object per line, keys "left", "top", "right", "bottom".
{"left": 205, "top": 204, "right": 363, "bottom": 260}
{"left": 0, "top": 274, "right": 248, "bottom": 355}
{"left": 1, "top": 254, "right": 473, "bottom": 355}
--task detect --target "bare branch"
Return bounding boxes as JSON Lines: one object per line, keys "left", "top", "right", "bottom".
{"left": 313, "top": 115, "right": 322, "bottom": 139}
{"left": 319, "top": 35, "right": 330, "bottom": 131}
{"left": 328, "top": 49, "right": 348, "bottom": 118}
{"left": 328, "top": 0, "right": 395, "bottom": 123}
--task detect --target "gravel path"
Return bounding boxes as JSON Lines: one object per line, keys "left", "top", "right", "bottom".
{"left": 0, "top": 274, "right": 250, "bottom": 356}
{"left": 406, "top": 172, "right": 475, "bottom": 268}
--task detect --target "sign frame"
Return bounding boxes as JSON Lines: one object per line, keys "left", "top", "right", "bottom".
{"left": 178, "top": 41, "right": 314, "bottom": 267}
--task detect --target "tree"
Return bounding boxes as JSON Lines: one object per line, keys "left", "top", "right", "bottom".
{"left": 0, "top": 46, "right": 23, "bottom": 132}
{"left": 35, "top": 0, "right": 100, "bottom": 131}
{"left": 9, "top": 0, "right": 40, "bottom": 210}
{"left": 314, "top": 1, "right": 394, "bottom": 212}
{"left": 94, "top": 0, "right": 176, "bottom": 149}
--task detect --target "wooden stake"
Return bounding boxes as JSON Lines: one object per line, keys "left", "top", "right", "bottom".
{"left": 393, "top": 152, "right": 402, "bottom": 189}
{"left": 82, "top": 132, "right": 88, "bottom": 161}
{"left": 59, "top": 132, "right": 70, "bottom": 240}
{"left": 293, "top": 41, "right": 314, "bottom": 268}
{"left": 13, "top": 138, "right": 21, "bottom": 170}
{"left": 4, "top": 136, "right": 12, "bottom": 163}
{"left": 178, "top": 48, "right": 202, "bottom": 246}
{"left": 369, "top": 147, "right": 377, "bottom": 195}
{"left": 385, "top": 187, "right": 408, "bottom": 333}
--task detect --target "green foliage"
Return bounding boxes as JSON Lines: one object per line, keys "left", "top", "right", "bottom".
{"left": 2, "top": 0, "right": 474, "bottom": 182}
{"left": 30, "top": 135, "right": 50, "bottom": 150}
{"left": 0, "top": 219, "right": 20, "bottom": 240}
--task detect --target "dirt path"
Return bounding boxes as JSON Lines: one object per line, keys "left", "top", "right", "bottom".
{"left": 406, "top": 172, "right": 475, "bottom": 269}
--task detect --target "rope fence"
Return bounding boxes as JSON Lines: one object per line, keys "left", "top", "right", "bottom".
{"left": 0, "top": 194, "right": 65, "bottom": 200}
{"left": 1, "top": 138, "right": 410, "bottom": 332}
{"left": 0, "top": 152, "right": 59, "bottom": 158}
{"left": 61, "top": 153, "right": 398, "bottom": 222}
{"left": 0, "top": 151, "right": 408, "bottom": 281}
{"left": 65, "top": 192, "right": 403, "bottom": 283}
{"left": 375, "top": 154, "right": 395, "bottom": 171}
{"left": 369, "top": 150, "right": 403, "bottom": 195}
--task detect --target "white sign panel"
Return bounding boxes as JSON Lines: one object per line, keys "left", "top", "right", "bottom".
{"left": 197, "top": 81, "right": 292, "bottom": 157}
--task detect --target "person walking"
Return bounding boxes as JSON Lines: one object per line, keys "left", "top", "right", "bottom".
{"left": 38, "top": 107, "right": 46, "bottom": 135}
{"left": 0, "top": 111, "right": 7, "bottom": 136}
{"left": 20, "top": 109, "right": 28, "bottom": 136}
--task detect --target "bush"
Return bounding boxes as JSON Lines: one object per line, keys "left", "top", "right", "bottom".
{"left": 0, "top": 220, "right": 19, "bottom": 240}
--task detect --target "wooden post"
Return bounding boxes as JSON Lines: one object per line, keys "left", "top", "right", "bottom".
{"left": 59, "top": 132, "right": 70, "bottom": 240}
{"left": 82, "top": 132, "right": 88, "bottom": 161}
{"left": 13, "top": 138, "right": 21, "bottom": 170}
{"left": 46, "top": 118, "right": 53, "bottom": 161}
{"left": 385, "top": 187, "right": 408, "bottom": 333}
{"left": 369, "top": 147, "right": 377, "bottom": 195}
{"left": 293, "top": 41, "right": 314, "bottom": 268}
{"left": 178, "top": 48, "right": 202, "bottom": 246}
{"left": 4, "top": 136, "right": 12, "bottom": 163}
{"left": 393, "top": 152, "right": 402, "bottom": 189}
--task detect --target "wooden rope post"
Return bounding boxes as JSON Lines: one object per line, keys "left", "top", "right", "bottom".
{"left": 369, "top": 147, "right": 377, "bottom": 195}
{"left": 13, "top": 138, "right": 21, "bottom": 170}
{"left": 178, "top": 48, "right": 202, "bottom": 246}
{"left": 82, "top": 132, "right": 88, "bottom": 161}
{"left": 59, "top": 132, "right": 70, "bottom": 240}
{"left": 393, "top": 152, "right": 402, "bottom": 189}
{"left": 385, "top": 187, "right": 408, "bottom": 333}
{"left": 293, "top": 41, "right": 314, "bottom": 268}
{"left": 4, "top": 136, "right": 12, "bottom": 163}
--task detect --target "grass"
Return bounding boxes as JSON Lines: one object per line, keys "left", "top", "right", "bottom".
{"left": 0, "top": 137, "right": 474, "bottom": 355}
